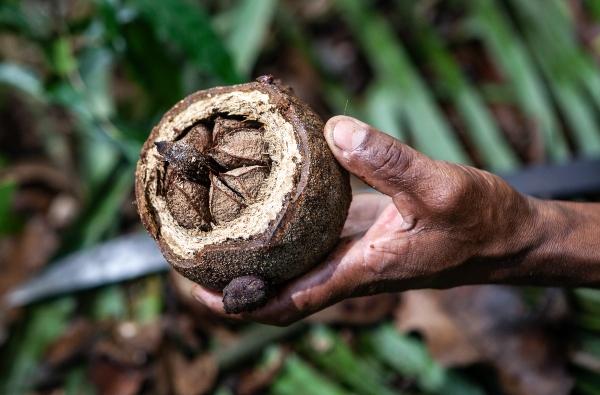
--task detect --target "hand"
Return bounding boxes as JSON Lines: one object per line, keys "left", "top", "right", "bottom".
{"left": 191, "top": 115, "right": 537, "bottom": 325}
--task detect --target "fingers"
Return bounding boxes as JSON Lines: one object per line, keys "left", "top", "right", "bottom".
{"left": 192, "top": 237, "right": 362, "bottom": 326}
{"left": 191, "top": 285, "right": 241, "bottom": 319}
{"left": 324, "top": 115, "right": 434, "bottom": 197}
{"left": 191, "top": 202, "right": 418, "bottom": 325}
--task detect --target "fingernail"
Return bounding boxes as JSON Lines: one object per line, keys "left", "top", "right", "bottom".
{"left": 333, "top": 119, "right": 367, "bottom": 152}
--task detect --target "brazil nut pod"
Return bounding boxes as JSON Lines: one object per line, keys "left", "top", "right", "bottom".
{"left": 135, "top": 76, "right": 351, "bottom": 313}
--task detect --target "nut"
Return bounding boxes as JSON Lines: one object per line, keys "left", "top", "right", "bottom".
{"left": 156, "top": 117, "right": 270, "bottom": 227}
{"left": 135, "top": 76, "right": 351, "bottom": 313}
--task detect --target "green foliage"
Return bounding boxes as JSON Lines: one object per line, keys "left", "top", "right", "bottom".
{"left": 0, "top": 179, "right": 22, "bottom": 235}
{"left": 410, "top": 17, "right": 519, "bottom": 171}
{"left": 468, "top": 0, "right": 570, "bottom": 160}
{"left": 118, "top": 17, "right": 184, "bottom": 111}
{"left": 226, "top": 0, "right": 278, "bottom": 76}
{"left": 0, "top": 63, "right": 44, "bottom": 99}
{"left": 506, "top": 0, "right": 600, "bottom": 155}
{"left": 49, "top": 37, "right": 78, "bottom": 77}
{"left": 335, "top": 0, "right": 470, "bottom": 164}
{"left": 130, "top": 0, "right": 241, "bottom": 84}
{"left": 76, "top": 163, "right": 135, "bottom": 248}
{"left": 272, "top": 354, "right": 351, "bottom": 395}
{"left": 0, "top": 298, "right": 75, "bottom": 394}
{"left": 301, "top": 326, "right": 403, "bottom": 395}
{"left": 1, "top": 0, "right": 600, "bottom": 392}
{"left": 362, "top": 325, "right": 484, "bottom": 395}
{"left": 91, "top": 285, "right": 128, "bottom": 321}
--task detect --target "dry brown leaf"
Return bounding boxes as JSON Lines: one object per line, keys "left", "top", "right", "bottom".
{"left": 44, "top": 319, "right": 96, "bottom": 366}
{"left": 395, "top": 290, "right": 481, "bottom": 366}
{"left": 89, "top": 359, "right": 145, "bottom": 395}
{"left": 93, "top": 320, "right": 163, "bottom": 366}
{"left": 395, "top": 286, "right": 573, "bottom": 395}
{"left": 236, "top": 348, "right": 286, "bottom": 395}
{"left": 444, "top": 286, "right": 572, "bottom": 395}
{"left": 164, "top": 313, "right": 203, "bottom": 353}
{"left": 168, "top": 351, "right": 217, "bottom": 395}
{"left": 0, "top": 217, "right": 58, "bottom": 297}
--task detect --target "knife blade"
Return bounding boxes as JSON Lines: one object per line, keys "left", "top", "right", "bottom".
{"left": 4, "top": 232, "right": 167, "bottom": 308}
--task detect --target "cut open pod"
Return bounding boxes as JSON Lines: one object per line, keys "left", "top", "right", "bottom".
{"left": 135, "top": 76, "right": 351, "bottom": 313}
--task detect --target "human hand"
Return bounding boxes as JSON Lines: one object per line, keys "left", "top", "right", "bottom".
{"left": 191, "top": 115, "right": 535, "bottom": 325}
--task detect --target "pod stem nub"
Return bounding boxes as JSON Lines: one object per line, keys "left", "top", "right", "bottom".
{"left": 222, "top": 275, "right": 268, "bottom": 314}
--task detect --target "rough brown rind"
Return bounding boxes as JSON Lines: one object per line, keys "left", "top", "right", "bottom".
{"left": 135, "top": 77, "right": 351, "bottom": 312}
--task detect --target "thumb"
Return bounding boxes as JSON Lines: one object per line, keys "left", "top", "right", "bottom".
{"left": 324, "top": 115, "right": 433, "bottom": 197}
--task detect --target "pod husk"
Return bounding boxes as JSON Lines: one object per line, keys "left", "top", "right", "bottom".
{"left": 135, "top": 78, "right": 351, "bottom": 309}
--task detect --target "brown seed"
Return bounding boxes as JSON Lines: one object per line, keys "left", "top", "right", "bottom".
{"left": 209, "top": 128, "right": 268, "bottom": 169}
{"left": 209, "top": 174, "right": 246, "bottom": 224}
{"left": 219, "top": 166, "right": 268, "bottom": 201}
{"left": 166, "top": 172, "right": 212, "bottom": 230}
{"left": 155, "top": 122, "right": 217, "bottom": 184}
{"left": 185, "top": 123, "right": 212, "bottom": 151}
{"left": 212, "top": 117, "right": 246, "bottom": 144}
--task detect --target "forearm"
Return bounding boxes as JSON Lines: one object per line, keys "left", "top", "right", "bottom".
{"left": 489, "top": 198, "right": 600, "bottom": 287}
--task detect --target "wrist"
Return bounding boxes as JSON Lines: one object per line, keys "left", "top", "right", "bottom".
{"left": 480, "top": 195, "right": 600, "bottom": 286}
{"left": 471, "top": 182, "right": 546, "bottom": 283}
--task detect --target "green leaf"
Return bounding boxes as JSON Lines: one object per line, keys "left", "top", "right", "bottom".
{"left": 335, "top": 0, "right": 470, "bottom": 164}
{"left": 64, "top": 366, "right": 95, "bottom": 395}
{"left": 363, "top": 325, "right": 485, "bottom": 395}
{"left": 301, "top": 326, "right": 402, "bottom": 395}
{"left": 573, "top": 289, "right": 600, "bottom": 316}
{"left": 132, "top": 276, "right": 163, "bottom": 323}
{"left": 226, "top": 0, "right": 277, "bottom": 76}
{"left": 552, "top": 86, "right": 600, "bottom": 155}
{"left": 49, "top": 81, "right": 124, "bottom": 192}
{"left": 78, "top": 47, "right": 115, "bottom": 120}
{"left": 577, "top": 314, "right": 600, "bottom": 332}
{"left": 0, "top": 62, "right": 44, "bottom": 99}
{"left": 92, "top": 285, "right": 128, "bottom": 321}
{"left": 49, "top": 82, "right": 140, "bottom": 164}
{"left": 0, "top": 1, "right": 52, "bottom": 39}
{"left": 271, "top": 354, "right": 351, "bottom": 395}
{"left": 505, "top": 0, "right": 600, "bottom": 155}
{"left": 214, "top": 386, "right": 235, "bottom": 395}
{"left": 585, "top": 0, "right": 600, "bottom": 20}
{"left": 1, "top": 298, "right": 75, "bottom": 394}
{"left": 577, "top": 333, "right": 600, "bottom": 358}
{"left": 50, "top": 37, "right": 77, "bottom": 77}
{"left": 363, "top": 82, "right": 406, "bottom": 141}
{"left": 120, "top": 17, "right": 184, "bottom": 111}
{"left": 0, "top": 3, "right": 29, "bottom": 33}
{"left": 413, "top": 19, "right": 519, "bottom": 171}
{"left": 131, "top": 0, "right": 241, "bottom": 84}
{"left": 0, "top": 179, "right": 22, "bottom": 235}
{"left": 78, "top": 163, "right": 135, "bottom": 247}
{"left": 468, "top": 0, "right": 570, "bottom": 160}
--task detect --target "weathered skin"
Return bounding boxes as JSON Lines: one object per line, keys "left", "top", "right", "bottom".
{"left": 135, "top": 78, "right": 351, "bottom": 313}
{"left": 191, "top": 115, "right": 600, "bottom": 325}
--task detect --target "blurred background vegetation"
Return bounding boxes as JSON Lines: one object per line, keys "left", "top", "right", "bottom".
{"left": 1, "top": 0, "right": 600, "bottom": 394}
